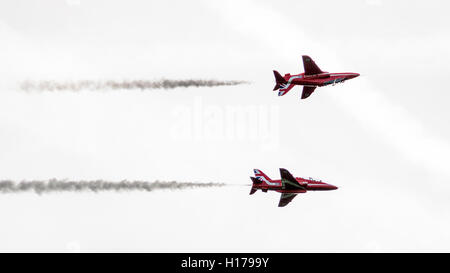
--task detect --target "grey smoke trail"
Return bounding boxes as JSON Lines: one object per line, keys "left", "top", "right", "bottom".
{"left": 0, "top": 179, "right": 225, "bottom": 195}
{"left": 20, "top": 79, "right": 249, "bottom": 91}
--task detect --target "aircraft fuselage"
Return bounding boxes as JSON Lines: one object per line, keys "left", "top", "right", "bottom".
{"left": 251, "top": 177, "right": 338, "bottom": 193}
{"left": 273, "top": 55, "right": 359, "bottom": 99}
{"left": 282, "top": 72, "right": 360, "bottom": 88}
{"left": 250, "top": 168, "right": 338, "bottom": 206}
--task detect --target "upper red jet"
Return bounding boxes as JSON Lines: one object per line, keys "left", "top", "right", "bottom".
{"left": 250, "top": 168, "right": 338, "bottom": 207}
{"left": 273, "top": 55, "right": 359, "bottom": 99}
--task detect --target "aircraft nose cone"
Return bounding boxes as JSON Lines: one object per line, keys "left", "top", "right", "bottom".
{"left": 345, "top": 73, "right": 359, "bottom": 80}
{"left": 330, "top": 185, "right": 338, "bottom": 190}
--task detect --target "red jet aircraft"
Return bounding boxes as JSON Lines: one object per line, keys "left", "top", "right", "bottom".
{"left": 250, "top": 168, "right": 338, "bottom": 207}
{"left": 273, "top": 55, "right": 359, "bottom": 99}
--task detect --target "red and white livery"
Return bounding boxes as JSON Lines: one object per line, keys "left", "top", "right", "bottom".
{"left": 250, "top": 168, "right": 338, "bottom": 207}
{"left": 273, "top": 55, "right": 359, "bottom": 99}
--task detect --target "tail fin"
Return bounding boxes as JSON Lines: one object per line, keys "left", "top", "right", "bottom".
{"left": 250, "top": 176, "right": 262, "bottom": 184}
{"left": 273, "top": 70, "right": 287, "bottom": 90}
{"left": 253, "top": 169, "right": 272, "bottom": 183}
{"left": 249, "top": 177, "right": 261, "bottom": 195}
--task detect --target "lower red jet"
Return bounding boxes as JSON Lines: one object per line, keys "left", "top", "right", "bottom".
{"left": 273, "top": 55, "right": 359, "bottom": 99}
{"left": 250, "top": 168, "right": 338, "bottom": 207}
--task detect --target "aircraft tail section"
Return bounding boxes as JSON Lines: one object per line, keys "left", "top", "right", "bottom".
{"left": 253, "top": 169, "right": 272, "bottom": 183}
{"left": 250, "top": 177, "right": 261, "bottom": 185}
{"left": 249, "top": 177, "right": 261, "bottom": 195}
{"left": 273, "top": 70, "right": 287, "bottom": 91}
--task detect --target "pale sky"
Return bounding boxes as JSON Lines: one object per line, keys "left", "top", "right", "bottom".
{"left": 0, "top": 0, "right": 449, "bottom": 252}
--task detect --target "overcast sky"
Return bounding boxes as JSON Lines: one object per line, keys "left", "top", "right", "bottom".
{"left": 0, "top": 0, "right": 449, "bottom": 252}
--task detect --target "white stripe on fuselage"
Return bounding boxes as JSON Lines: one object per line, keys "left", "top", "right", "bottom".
{"left": 256, "top": 176, "right": 280, "bottom": 186}
{"left": 280, "top": 73, "right": 351, "bottom": 90}
{"left": 279, "top": 75, "right": 303, "bottom": 91}
{"left": 329, "top": 74, "right": 354, "bottom": 77}
{"left": 307, "top": 183, "right": 330, "bottom": 188}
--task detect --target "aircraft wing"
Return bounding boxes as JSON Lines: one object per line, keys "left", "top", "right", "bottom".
{"left": 302, "top": 55, "right": 323, "bottom": 75}
{"left": 280, "top": 168, "right": 306, "bottom": 190}
{"left": 278, "top": 193, "right": 298, "bottom": 207}
{"left": 301, "top": 86, "right": 316, "bottom": 99}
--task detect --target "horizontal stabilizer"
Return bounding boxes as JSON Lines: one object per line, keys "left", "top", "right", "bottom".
{"left": 273, "top": 70, "right": 287, "bottom": 84}
{"left": 250, "top": 177, "right": 262, "bottom": 184}
{"left": 273, "top": 71, "right": 285, "bottom": 90}
{"left": 273, "top": 70, "right": 287, "bottom": 90}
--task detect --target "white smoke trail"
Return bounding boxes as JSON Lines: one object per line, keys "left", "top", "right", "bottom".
{"left": 0, "top": 179, "right": 225, "bottom": 195}
{"left": 20, "top": 79, "right": 249, "bottom": 92}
